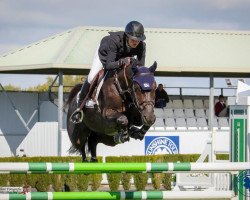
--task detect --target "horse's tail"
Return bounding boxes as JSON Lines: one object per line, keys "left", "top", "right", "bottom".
{"left": 68, "top": 139, "right": 90, "bottom": 155}
{"left": 68, "top": 145, "right": 81, "bottom": 155}
{"left": 65, "top": 84, "right": 82, "bottom": 106}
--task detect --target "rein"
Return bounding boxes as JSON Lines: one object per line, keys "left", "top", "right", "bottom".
{"left": 124, "top": 65, "right": 129, "bottom": 87}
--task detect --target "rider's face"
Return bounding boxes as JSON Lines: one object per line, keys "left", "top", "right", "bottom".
{"left": 128, "top": 38, "right": 140, "bottom": 48}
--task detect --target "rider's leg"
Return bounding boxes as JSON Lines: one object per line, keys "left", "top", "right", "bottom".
{"left": 77, "top": 46, "right": 103, "bottom": 108}
{"left": 78, "top": 80, "right": 90, "bottom": 107}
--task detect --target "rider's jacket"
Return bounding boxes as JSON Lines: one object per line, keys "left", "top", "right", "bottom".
{"left": 98, "top": 31, "right": 146, "bottom": 70}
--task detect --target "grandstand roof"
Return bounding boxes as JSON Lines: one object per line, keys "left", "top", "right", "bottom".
{"left": 0, "top": 26, "right": 250, "bottom": 76}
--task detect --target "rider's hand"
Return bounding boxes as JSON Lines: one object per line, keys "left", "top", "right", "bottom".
{"left": 118, "top": 57, "right": 130, "bottom": 67}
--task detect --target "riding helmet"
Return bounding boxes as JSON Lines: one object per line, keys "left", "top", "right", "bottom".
{"left": 125, "top": 21, "right": 146, "bottom": 41}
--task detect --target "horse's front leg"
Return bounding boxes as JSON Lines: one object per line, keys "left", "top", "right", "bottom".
{"left": 114, "top": 114, "right": 130, "bottom": 143}
{"left": 106, "top": 111, "right": 130, "bottom": 144}
{"left": 129, "top": 125, "right": 150, "bottom": 140}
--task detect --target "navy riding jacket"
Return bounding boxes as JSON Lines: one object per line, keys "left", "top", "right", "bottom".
{"left": 98, "top": 31, "right": 146, "bottom": 70}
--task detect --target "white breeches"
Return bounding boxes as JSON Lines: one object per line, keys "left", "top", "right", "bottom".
{"left": 87, "top": 46, "right": 103, "bottom": 83}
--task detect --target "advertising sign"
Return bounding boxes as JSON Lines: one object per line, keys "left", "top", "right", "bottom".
{"left": 145, "top": 136, "right": 179, "bottom": 155}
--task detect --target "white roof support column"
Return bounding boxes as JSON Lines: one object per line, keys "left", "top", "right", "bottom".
{"left": 209, "top": 75, "right": 215, "bottom": 162}
{"left": 58, "top": 71, "right": 63, "bottom": 156}
{"left": 209, "top": 75, "right": 214, "bottom": 131}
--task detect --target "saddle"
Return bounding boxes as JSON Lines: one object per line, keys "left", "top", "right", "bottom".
{"left": 71, "top": 69, "right": 105, "bottom": 123}
{"left": 84, "top": 69, "right": 105, "bottom": 108}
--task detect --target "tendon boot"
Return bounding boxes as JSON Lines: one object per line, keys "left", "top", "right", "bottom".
{"left": 71, "top": 81, "right": 90, "bottom": 124}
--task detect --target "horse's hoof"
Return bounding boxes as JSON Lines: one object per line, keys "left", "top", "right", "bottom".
{"left": 132, "top": 133, "right": 145, "bottom": 140}
{"left": 82, "top": 158, "right": 89, "bottom": 163}
{"left": 90, "top": 157, "right": 98, "bottom": 162}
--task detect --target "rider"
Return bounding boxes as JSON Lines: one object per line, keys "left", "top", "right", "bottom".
{"left": 77, "top": 21, "right": 146, "bottom": 109}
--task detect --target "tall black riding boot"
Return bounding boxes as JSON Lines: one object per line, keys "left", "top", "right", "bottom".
{"left": 71, "top": 80, "right": 91, "bottom": 124}
{"left": 78, "top": 81, "right": 90, "bottom": 108}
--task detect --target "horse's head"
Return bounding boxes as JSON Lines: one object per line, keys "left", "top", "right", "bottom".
{"left": 130, "top": 61, "right": 157, "bottom": 126}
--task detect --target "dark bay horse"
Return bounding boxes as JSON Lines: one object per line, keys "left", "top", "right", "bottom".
{"left": 66, "top": 61, "right": 157, "bottom": 162}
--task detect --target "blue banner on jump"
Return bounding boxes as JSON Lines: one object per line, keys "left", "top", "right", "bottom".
{"left": 145, "top": 136, "right": 179, "bottom": 155}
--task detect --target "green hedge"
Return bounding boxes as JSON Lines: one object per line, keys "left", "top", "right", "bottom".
{"left": 106, "top": 154, "right": 199, "bottom": 191}
{"left": 0, "top": 156, "right": 102, "bottom": 192}
{"left": 105, "top": 154, "right": 229, "bottom": 191}
{"left": 0, "top": 154, "right": 229, "bottom": 191}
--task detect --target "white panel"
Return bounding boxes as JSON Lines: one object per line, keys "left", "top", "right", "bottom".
{"left": 0, "top": 125, "right": 230, "bottom": 157}
{"left": 97, "top": 138, "right": 145, "bottom": 156}
{"left": 0, "top": 128, "right": 25, "bottom": 156}
{"left": 61, "top": 129, "right": 78, "bottom": 156}
{"left": 214, "top": 132, "right": 230, "bottom": 153}
{"left": 16, "top": 122, "right": 58, "bottom": 156}
{"left": 0, "top": 135, "right": 12, "bottom": 156}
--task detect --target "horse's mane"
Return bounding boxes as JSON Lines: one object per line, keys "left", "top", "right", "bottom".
{"left": 66, "top": 83, "right": 82, "bottom": 105}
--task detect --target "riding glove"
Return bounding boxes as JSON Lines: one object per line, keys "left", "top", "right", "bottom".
{"left": 118, "top": 57, "right": 130, "bottom": 67}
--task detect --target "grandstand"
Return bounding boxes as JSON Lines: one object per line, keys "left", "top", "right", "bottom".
{"left": 152, "top": 90, "right": 230, "bottom": 131}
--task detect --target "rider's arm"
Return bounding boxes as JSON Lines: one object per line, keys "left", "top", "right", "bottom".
{"left": 137, "top": 43, "right": 146, "bottom": 66}
{"left": 105, "top": 39, "right": 120, "bottom": 70}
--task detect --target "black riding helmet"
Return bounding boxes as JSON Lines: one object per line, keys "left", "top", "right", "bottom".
{"left": 125, "top": 21, "right": 146, "bottom": 41}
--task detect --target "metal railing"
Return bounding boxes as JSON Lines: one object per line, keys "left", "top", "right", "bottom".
{"left": 163, "top": 86, "right": 236, "bottom": 97}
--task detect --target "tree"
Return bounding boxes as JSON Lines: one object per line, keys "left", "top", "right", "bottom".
{"left": 2, "top": 84, "right": 21, "bottom": 91}
{"left": 26, "top": 75, "right": 86, "bottom": 92}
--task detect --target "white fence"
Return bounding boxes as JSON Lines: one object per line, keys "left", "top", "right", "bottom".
{"left": 0, "top": 122, "right": 229, "bottom": 157}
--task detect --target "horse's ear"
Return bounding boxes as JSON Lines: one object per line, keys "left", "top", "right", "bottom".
{"left": 149, "top": 61, "right": 157, "bottom": 73}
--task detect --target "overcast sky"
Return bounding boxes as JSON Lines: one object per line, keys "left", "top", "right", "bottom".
{"left": 0, "top": 0, "right": 250, "bottom": 89}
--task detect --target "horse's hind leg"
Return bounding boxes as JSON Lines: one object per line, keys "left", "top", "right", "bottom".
{"left": 88, "top": 133, "right": 99, "bottom": 162}
{"left": 71, "top": 125, "right": 91, "bottom": 162}
{"left": 80, "top": 145, "right": 88, "bottom": 162}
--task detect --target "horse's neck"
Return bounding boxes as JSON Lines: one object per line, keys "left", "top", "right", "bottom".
{"left": 97, "top": 67, "right": 132, "bottom": 106}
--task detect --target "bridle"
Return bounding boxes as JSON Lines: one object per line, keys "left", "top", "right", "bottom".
{"left": 114, "top": 65, "right": 155, "bottom": 115}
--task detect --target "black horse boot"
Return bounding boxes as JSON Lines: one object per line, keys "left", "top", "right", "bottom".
{"left": 71, "top": 81, "right": 90, "bottom": 123}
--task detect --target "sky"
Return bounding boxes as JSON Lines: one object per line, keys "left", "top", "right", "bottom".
{"left": 0, "top": 0, "right": 250, "bottom": 90}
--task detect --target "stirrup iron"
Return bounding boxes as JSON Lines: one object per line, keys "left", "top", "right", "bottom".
{"left": 70, "top": 108, "right": 84, "bottom": 124}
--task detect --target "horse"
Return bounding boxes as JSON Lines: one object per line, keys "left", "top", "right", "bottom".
{"left": 66, "top": 60, "right": 157, "bottom": 162}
